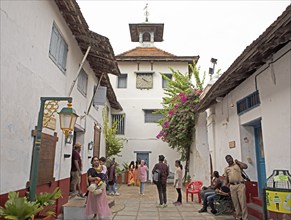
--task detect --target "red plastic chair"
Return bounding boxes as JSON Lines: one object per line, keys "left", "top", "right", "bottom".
{"left": 186, "top": 180, "right": 203, "bottom": 203}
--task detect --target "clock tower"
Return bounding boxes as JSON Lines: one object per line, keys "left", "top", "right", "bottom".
{"left": 109, "top": 4, "right": 199, "bottom": 180}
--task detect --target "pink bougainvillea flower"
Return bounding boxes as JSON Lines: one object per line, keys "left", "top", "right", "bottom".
{"left": 168, "top": 110, "right": 174, "bottom": 115}
{"left": 181, "top": 96, "right": 187, "bottom": 102}
{"left": 174, "top": 104, "right": 179, "bottom": 109}
{"left": 163, "top": 122, "right": 169, "bottom": 128}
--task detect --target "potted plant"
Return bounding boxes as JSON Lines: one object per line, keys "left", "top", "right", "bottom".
{"left": 185, "top": 174, "right": 192, "bottom": 187}
{"left": 116, "top": 167, "right": 123, "bottom": 184}
{"left": 122, "top": 162, "right": 129, "bottom": 184}
{"left": 0, "top": 187, "right": 62, "bottom": 220}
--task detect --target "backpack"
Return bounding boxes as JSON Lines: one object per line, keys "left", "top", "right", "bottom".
{"left": 153, "top": 169, "right": 161, "bottom": 184}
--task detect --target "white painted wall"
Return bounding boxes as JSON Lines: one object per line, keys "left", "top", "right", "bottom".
{"left": 205, "top": 42, "right": 291, "bottom": 181}
{"left": 188, "top": 112, "right": 210, "bottom": 185}
{"left": 110, "top": 61, "right": 189, "bottom": 175}
{"left": 0, "top": 1, "right": 110, "bottom": 193}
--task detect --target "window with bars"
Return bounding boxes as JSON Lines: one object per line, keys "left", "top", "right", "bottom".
{"left": 162, "top": 73, "right": 172, "bottom": 88}
{"left": 77, "top": 69, "right": 88, "bottom": 97}
{"left": 144, "top": 110, "right": 164, "bottom": 123}
{"left": 49, "top": 23, "right": 68, "bottom": 72}
{"left": 117, "top": 74, "right": 128, "bottom": 88}
{"left": 237, "top": 91, "right": 260, "bottom": 115}
{"left": 112, "top": 114, "right": 125, "bottom": 135}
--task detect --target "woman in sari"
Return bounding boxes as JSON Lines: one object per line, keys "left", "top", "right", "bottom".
{"left": 84, "top": 156, "right": 111, "bottom": 220}
{"left": 127, "top": 161, "right": 135, "bottom": 186}
{"left": 134, "top": 160, "right": 141, "bottom": 187}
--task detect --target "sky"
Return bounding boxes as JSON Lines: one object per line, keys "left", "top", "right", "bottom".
{"left": 77, "top": 1, "right": 290, "bottom": 81}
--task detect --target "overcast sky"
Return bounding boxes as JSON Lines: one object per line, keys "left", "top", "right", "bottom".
{"left": 77, "top": 1, "right": 290, "bottom": 81}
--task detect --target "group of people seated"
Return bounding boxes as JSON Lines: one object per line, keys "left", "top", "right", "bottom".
{"left": 198, "top": 171, "right": 231, "bottom": 215}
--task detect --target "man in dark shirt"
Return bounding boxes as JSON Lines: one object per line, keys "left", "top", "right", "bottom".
{"left": 200, "top": 171, "right": 223, "bottom": 199}
{"left": 152, "top": 155, "right": 169, "bottom": 208}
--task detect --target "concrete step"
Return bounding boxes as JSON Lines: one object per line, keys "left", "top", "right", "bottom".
{"left": 62, "top": 196, "right": 114, "bottom": 220}
{"left": 247, "top": 202, "right": 263, "bottom": 220}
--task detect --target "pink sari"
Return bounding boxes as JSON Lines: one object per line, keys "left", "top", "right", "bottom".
{"left": 84, "top": 188, "right": 111, "bottom": 219}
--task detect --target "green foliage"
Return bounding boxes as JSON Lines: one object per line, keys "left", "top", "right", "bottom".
{"left": 0, "top": 191, "right": 42, "bottom": 220}
{"left": 116, "top": 167, "right": 123, "bottom": 176}
{"left": 0, "top": 188, "right": 62, "bottom": 219}
{"left": 35, "top": 187, "right": 62, "bottom": 216}
{"left": 103, "top": 108, "right": 125, "bottom": 158}
{"left": 122, "top": 162, "right": 129, "bottom": 171}
{"left": 156, "top": 62, "right": 205, "bottom": 160}
{"left": 186, "top": 174, "right": 192, "bottom": 183}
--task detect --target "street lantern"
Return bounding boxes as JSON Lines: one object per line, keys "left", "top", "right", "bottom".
{"left": 59, "top": 102, "right": 78, "bottom": 138}
{"left": 29, "top": 97, "right": 78, "bottom": 202}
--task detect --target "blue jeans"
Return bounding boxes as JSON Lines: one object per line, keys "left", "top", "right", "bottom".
{"left": 140, "top": 182, "right": 145, "bottom": 194}
{"left": 202, "top": 191, "right": 216, "bottom": 208}
{"left": 108, "top": 183, "right": 116, "bottom": 194}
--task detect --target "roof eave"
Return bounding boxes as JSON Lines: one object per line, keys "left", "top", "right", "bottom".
{"left": 54, "top": 0, "right": 122, "bottom": 110}
{"left": 197, "top": 5, "right": 291, "bottom": 112}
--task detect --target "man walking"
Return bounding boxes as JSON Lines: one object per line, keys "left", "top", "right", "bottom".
{"left": 152, "top": 155, "right": 169, "bottom": 208}
{"left": 224, "top": 155, "right": 248, "bottom": 220}
{"left": 70, "top": 142, "right": 83, "bottom": 196}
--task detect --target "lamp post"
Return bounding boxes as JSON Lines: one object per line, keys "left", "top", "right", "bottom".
{"left": 29, "top": 97, "right": 78, "bottom": 201}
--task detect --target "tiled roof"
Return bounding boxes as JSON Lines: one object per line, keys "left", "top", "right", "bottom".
{"left": 197, "top": 4, "right": 291, "bottom": 112}
{"left": 54, "top": 0, "right": 122, "bottom": 110}
{"left": 118, "top": 47, "right": 176, "bottom": 57}
{"left": 116, "top": 47, "right": 199, "bottom": 63}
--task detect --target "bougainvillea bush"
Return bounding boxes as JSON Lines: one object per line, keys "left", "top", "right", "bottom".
{"left": 155, "top": 62, "right": 205, "bottom": 161}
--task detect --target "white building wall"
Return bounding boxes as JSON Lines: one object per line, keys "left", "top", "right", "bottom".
{"left": 0, "top": 1, "right": 108, "bottom": 193}
{"left": 189, "top": 112, "right": 210, "bottom": 185}
{"left": 110, "top": 61, "right": 189, "bottom": 174}
{"left": 207, "top": 42, "right": 291, "bottom": 181}
{"left": 258, "top": 42, "right": 291, "bottom": 176}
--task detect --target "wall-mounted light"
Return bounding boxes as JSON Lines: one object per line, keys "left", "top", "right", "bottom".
{"left": 88, "top": 141, "right": 93, "bottom": 150}
{"left": 65, "top": 131, "right": 74, "bottom": 144}
{"left": 216, "top": 97, "right": 223, "bottom": 103}
{"left": 209, "top": 58, "right": 218, "bottom": 80}
{"left": 244, "top": 137, "right": 249, "bottom": 143}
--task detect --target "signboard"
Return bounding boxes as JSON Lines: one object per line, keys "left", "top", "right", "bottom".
{"left": 266, "top": 189, "right": 291, "bottom": 214}
{"left": 229, "top": 141, "right": 236, "bottom": 149}
{"left": 93, "top": 86, "right": 107, "bottom": 106}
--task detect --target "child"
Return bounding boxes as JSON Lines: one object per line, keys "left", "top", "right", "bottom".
{"left": 87, "top": 178, "right": 106, "bottom": 196}
{"left": 173, "top": 160, "right": 183, "bottom": 206}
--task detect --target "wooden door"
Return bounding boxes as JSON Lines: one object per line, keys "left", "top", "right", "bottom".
{"left": 93, "top": 125, "right": 101, "bottom": 158}
{"left": 31, "top": 130, "right": 58, "bottom": 185}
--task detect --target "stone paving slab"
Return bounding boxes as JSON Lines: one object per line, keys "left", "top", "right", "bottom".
{"left": 110, "top": 183, "right": 235, "bottom": 220}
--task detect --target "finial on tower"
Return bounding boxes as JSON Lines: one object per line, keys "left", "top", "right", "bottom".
{"left": 144, "top": 3, "right": 149, "bottom": 22}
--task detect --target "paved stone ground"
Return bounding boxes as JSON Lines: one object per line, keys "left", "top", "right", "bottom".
{"left": 109, "top": 183, "right": 236, "bottom": 220}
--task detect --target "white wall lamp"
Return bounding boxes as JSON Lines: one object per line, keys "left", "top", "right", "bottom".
{"left": 88, "top": 141, "right": 93, "bottom": 150}
{"left": 65, "top": 131, "right": 74, "bottom": 144}
{"left": 216, "top": 97, "right": 223, "bottom": 103}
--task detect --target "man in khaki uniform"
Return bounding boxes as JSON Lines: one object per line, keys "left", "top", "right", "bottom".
{"left": 224, "top": 155, "right": 248, "bottom": 220}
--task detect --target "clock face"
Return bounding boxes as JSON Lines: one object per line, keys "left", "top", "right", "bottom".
{"left": 136, "top": 73, "right": 153, "bottom": 89}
